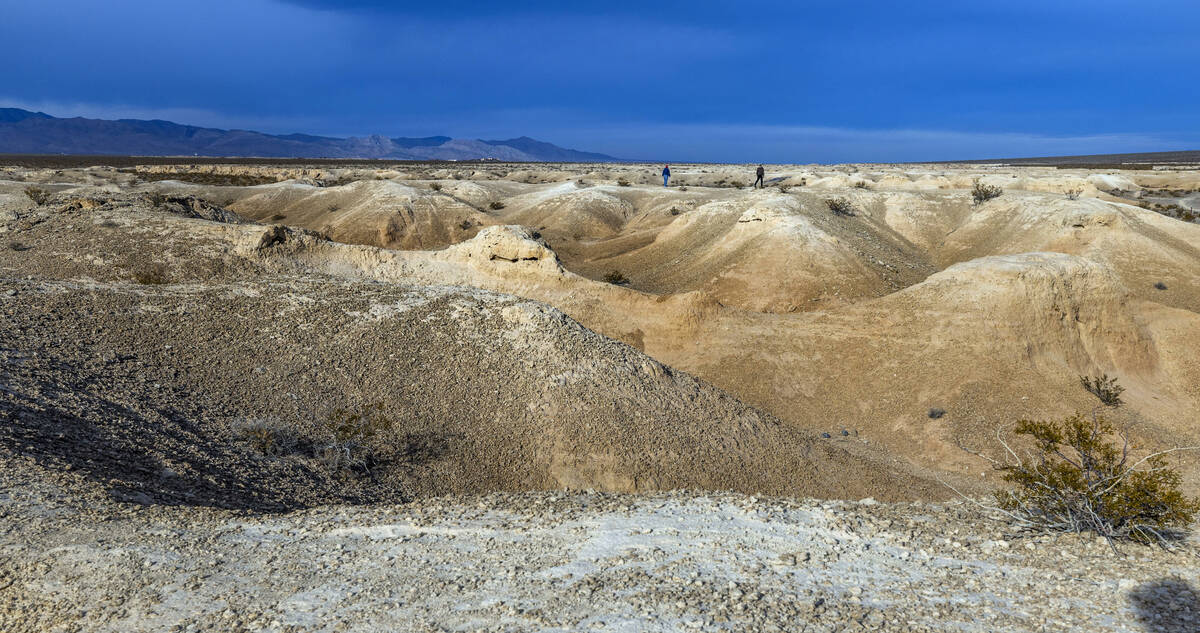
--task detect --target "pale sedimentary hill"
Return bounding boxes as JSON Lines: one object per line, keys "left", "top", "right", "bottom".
{"left": 0, "top": 191, "right": 942, "bottom": 507}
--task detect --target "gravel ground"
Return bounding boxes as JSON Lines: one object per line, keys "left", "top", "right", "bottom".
{"left": 2, "top": 482, "right": 1197, "bottom": 633}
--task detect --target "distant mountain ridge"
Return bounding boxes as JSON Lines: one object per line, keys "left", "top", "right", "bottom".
{"left": 0, "top": 108, "right": 619, "bottom": 162}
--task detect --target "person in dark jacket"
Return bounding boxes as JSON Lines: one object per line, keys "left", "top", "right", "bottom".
{"left": 662, "top": 164, "right": 671, "bottom": 187}
{"left": 754, "top": 165, "right": 765, "bottom": 189}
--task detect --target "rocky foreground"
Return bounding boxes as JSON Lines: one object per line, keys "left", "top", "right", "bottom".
{"left": 2, "top": 477, "right": 1197, "bottom": 633}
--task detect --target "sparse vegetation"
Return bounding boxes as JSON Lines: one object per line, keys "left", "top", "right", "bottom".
{"left": 928, "top": 408, "right": 946, "bottom": 419}
{"left": 983, "top": 413, "right": 1199, "bottom": 544}
{"left": 429, "top": 182, "right": 442, "bottom": 191}
{"left": 972, "top": 179, "right": 1003, "bottom": 205}
{"left": 489, "top": 201, "right": 506, "bottom": 210}
{"left": 1080, "top": 373, "right": 1124, "bottom": 408}
{"left": 669, "top": 207, "right": 681, "bottom": 216}
{"left": 1154, "top": 281, "right": 1168, "bottom": 290}
{"left": 459, "top": 220, "right": 473, "bottom": 230}
{"left": 132, "top": 263, "right": 170, "bottom": 285}
{"left": 232, "top": 418, "right": 300, "bottom": 457}
{"left": 319, "top": 404, "right": 393, "bottom": 477}
{"left": 603, "top": 270, "right": 630, "bottom": 285}
{"left": 23, "top": 186, "right": 51, "bottom": 205}
{"left": 730, "top": 180, "right": 745, "bottom": 189}
{"left": 778, "top": 184, "right": 791, "bottom": 194}
{"left": 1136, "top": 200, "right": 1198, "bottom": 223}
{"left": 128, "top": 170, "right": 279, "bottom": 187}
{"left": 616, "top": 177, "right": 631, "bottom": 187}
{"left": 1065, "top": 187, "right": 1083, "bottom": 200}
{"left": 145, "top": 192, "right": 169, "bottom": 207}
{"left": 826, "top": 197, "right": 856, "bottom": 216}
{"left": 853, "top": 181, "right": 871, "bottom": 189}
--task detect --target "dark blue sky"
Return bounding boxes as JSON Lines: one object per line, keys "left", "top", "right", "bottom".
{"left": 4, "top": 0, "right": 1198, "bottom": 162}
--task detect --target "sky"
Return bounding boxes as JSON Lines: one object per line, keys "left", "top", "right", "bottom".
{"left": 3, "top": 0, "right": 1199, "bottom": 162}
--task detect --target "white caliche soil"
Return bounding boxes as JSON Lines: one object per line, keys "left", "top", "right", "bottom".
{"left": 2, "top": 484, "right": 1198, "bottom": 633}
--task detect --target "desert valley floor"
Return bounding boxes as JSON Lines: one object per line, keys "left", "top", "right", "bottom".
{"left": 2, "top": 160, "right": 1199, "bottom": 631}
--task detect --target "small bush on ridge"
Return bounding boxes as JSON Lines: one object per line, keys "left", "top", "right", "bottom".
{"left": 972, "top": 179, "right": 1003, "bottom": 205}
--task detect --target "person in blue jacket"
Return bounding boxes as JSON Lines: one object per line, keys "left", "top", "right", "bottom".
{"left": 662, "top": 164, "right": 671, "bottom": 187}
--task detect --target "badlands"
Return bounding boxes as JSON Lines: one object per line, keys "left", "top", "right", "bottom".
{"left": 2, "top": 160, "right": 1200, "bottom": 631}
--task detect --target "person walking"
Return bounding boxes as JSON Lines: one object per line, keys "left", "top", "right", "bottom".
{"left": 662, "top": 164, "right": 671, "bottom": 187}
{"left": 754, "top": 165, "right": 765, "bottom": 189}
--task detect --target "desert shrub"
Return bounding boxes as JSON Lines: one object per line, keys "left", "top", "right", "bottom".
{"left": 990, "top": 413, "right": 1199, "bottom": 544}
{"left": 1065, "top": 187, "right": 1083, "bottom": 200}
{"left": 679, "top": 186, "right": 688, "bottom": 192}
{"left": 928, "top": 408, "right": 946, "bottom": 419}
{"left": 1154, "top": 281, "right": 1168, "bottom": 290}
{"left": 133, "top": 263, "right": 170, "bottom": 285}
{"left": 429, "top": 182, "right": 442, "bottom": 191}
{"left": 145, "top": 192, "right": 169, "bottom": 207}
{"left": 826, "top": 197, "right": 856, "bottom": 216}
{"left": 23, "top": 186, "right": 51, "bottom": 205}
{"left": 327, "top": 204, "right": 340, "bottom": 213}
{"left": 669, "top": 207, "right": 681, "bottom": 216}
{"left": 1080, "top": 373, "right": 1124, "bottom": 408}
{"left": 778, "top": 184, "right": 791, "bottom": 194}
{"left": 529, "top": 230, "right": 542, "bottom": 240}
{"left": 853, "top": 181, "right": 871, "bottom": 189}
{"left": 489, "top": 201, "right": 506, "bottom": 210}
{"left": 576, "top": 179, "right": 588, "bottom": 187}
{"left": 459, "top": 219, "right": 473, "bottom": 230}
{"left": 603, "top": 270, "right": 630, "bottom": 285}
{"left": 972, "top": 179, "right": 1003, "bottom": 205}
{"left": 616, "top": 177, "right": 631, "bottom": 187}
{"left": 730, "top": 180, "right": 745, "bottom": 188}
{"left": 268, "top": 214, "right": 287, "bottom": 222}
{"left": 231, "top": 418, "right": 301, "bottom": 457}
{"left": 319, "top": 404, "right": 392, "bottom": 477}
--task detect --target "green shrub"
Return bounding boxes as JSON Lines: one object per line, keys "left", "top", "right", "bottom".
{"left": 23, "top": 186, "right": 51, "bottom": 205}
{"left": 972, "top": 179, "right": 1003, "bottom": 205}
{"left": 1080, "top": 373, "right": 1124, "bottom": 408}
{"left": 992, "top": 413, "right": 1198, "bottom": 544}
{"left": 603, "top": 270, "right": 630, "bottom": 285}
{"left": 826, "top": 197, "right": 856, "bottom": 216}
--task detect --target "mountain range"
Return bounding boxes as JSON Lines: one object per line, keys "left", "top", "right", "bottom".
{"left": 0, "top": 108, "right": 619, "bottom": 162}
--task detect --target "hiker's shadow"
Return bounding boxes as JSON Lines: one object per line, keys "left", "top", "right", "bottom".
{"left": 1130, "top": 579, "right": 1200, "bottom": 632}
